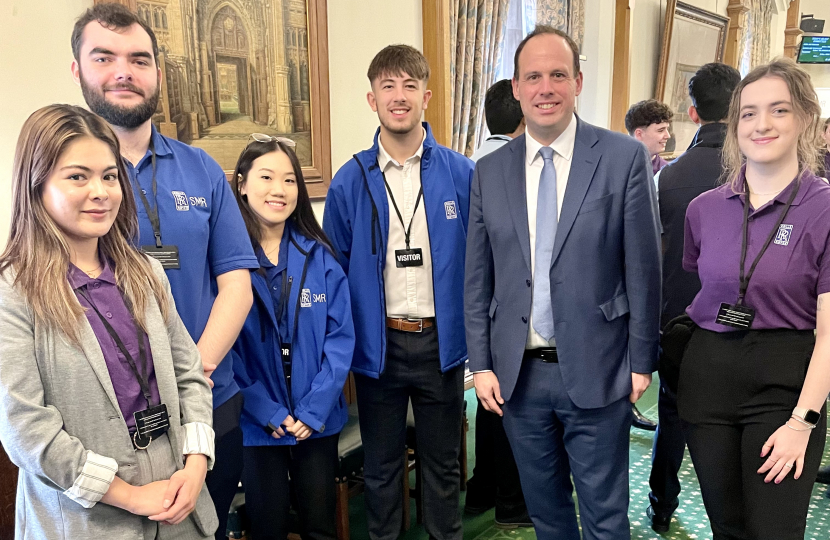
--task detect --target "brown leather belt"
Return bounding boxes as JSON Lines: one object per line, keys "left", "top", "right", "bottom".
{"left": 386, "top": 317, "right": 435, "bottom": 332}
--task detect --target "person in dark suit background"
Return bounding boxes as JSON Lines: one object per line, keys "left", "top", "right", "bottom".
{"left": 464, "top": 25, "right": 661, "bottom": 540}
{"left": 645, "top": 62, "right": 741, "bottom": 533}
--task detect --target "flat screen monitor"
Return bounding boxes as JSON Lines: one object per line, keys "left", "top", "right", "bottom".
{"left": 797, "top": 36, "right": 830, "bottom": 64}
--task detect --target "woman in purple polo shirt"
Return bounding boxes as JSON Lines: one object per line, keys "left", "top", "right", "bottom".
{"left": 679, "top": 59, "right": 830, "bottom": 540}
{"left": 0, "top": 105, "right": 218, "bottom": 540}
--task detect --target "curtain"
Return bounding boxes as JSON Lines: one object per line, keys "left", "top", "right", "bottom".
{"left": 738, "top": 0, "right": 774, "bottom": 76}
{"left": 450, "top": 0, "right": 510, "bottom": 155}
{"left": 534, "top": 0, "right": 585, "bottom": 49}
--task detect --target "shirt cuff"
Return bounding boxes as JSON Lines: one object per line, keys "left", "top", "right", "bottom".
{"left": 63, "top": 451, "right": 118, "bottom": 508}
{"left": 182, "top": 422, "right": 216, "bottom": 471}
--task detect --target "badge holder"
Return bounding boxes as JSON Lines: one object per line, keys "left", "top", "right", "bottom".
{"left": 384, "top": 175, "right": 425, "bottom": 268}
{"left": 135, "top": 140, "right": 180, "bottom": 269}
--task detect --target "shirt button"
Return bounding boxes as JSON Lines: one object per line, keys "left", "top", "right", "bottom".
{"left": 105, "top": 312, "right": 113, "bottom": 319}
{"left": 92, "top": 282, "right": 100, "bottom": 289}
{"left": 522, "top": 316, "right": 528, "bottom": 323}
{"left": 141, "top": 189, "right": 147, "bottom": 194}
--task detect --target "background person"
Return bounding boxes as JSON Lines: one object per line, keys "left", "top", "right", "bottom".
{"left": 323, "top": 45, "right": 473, "bottom": 540}
{"left": 625, "top": 99, "right": 674, "bottom": 177}
{"left": 230, "top": 136, "right": 354, "bottom": 540}
{"left": 679, "top": 59, "right": 830, "bottom": 540}
{"left": 646, "top": 62, "right": 741, "bottom": 534}
{"left": 465, "top": 26, "right": 661, "bottom": 540}
{"left": 0, "top": 104, "right": 217, "bottom": 540}
{"left": 70, "top": 6, "right": 258, "bottom": 536}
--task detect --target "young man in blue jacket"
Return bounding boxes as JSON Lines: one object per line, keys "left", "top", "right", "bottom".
{"left": 323, "top": 45, "right": 474, "bottom": 540}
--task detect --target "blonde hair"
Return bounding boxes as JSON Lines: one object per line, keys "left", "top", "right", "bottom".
{"left": 723, "top": 58, "right": 823, "bottom": 191}
{"left": 0, "top": 104, "right": 168, "bottom": 344}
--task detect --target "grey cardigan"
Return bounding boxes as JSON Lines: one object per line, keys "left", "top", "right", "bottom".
{"left": 0, "top": 258, "right": 218, "bottom": 539}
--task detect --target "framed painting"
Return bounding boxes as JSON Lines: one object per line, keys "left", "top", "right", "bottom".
{"left": 95, "top": 0, "right": 332, "bottom": 197}
{"left": 655, "top": 0, "right": 729, "bottom": 156}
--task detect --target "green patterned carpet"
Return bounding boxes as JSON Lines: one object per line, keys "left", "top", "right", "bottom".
{"left": 348, "top": 384, "right": 830, "bottom": 540}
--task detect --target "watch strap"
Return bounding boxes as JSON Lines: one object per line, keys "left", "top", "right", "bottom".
{"left": 792, "top": 407, "right": 821, "bottom": 426}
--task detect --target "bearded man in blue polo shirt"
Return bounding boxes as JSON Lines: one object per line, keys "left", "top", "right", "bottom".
{"left": 70, "top": 5, "right": 258, "bottom": 538}
{"left": 324, "top": 45, "right": 473, "bottom": 540}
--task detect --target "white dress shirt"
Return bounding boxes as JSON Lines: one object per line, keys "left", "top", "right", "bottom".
{"left": 525, "top": 114, "right": 577, "bottom": 349}
{"left": 379, "top": 130, "right": 436, "bottom": 318}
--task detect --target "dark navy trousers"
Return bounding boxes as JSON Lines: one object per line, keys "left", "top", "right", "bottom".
{"left": 502, "top": 358, "right": 632, "bottom": 540}
{"left": 648, "top": 381, "right": 686, "bottom": 515}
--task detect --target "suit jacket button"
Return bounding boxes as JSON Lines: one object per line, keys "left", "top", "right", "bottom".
{"left": 526, "top": 279, "right": 531, "bottom": 287}
{"left": 521, "top": 316, "right": 527, "bottom": 323}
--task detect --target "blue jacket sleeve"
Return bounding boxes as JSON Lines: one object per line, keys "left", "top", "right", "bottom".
{"left": 293, "top": 252, "right": 355, "bottom": 432}
{"left": 464, "top": 165, "right": 495, "bottom": 372}
{"left": 322, "top": 179, "right": 353, "bottom": 273}
{"left": 231, "top": 346, "right": 289, "bottom": 429}
{"left": 623, "top": 144, "right": 662, "bottom": 374}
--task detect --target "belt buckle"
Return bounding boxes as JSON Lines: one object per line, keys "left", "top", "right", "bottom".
{"left": 406, "top": 318, "right": 424, "bottom": 333}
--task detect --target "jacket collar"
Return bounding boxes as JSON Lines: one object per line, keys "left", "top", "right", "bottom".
{"left": 688, "top": 122, "right": 727, "bottom": 150}
{"left": 360, "top": 122, "right": 437, "bottom": 169}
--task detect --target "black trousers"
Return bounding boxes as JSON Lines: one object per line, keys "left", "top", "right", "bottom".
{"left": 678, "top": 327, "right": 827, "bottom": 540}
{"left": 647, "top": 380, "right": 686, "bottom": 515}
{"left": 354, "top": 326, "right": 464, "bottom": 540}
{"left": 206, "top": 392, "right": 244, "bottom": 540}
{"left": 242, "top": 434, "right": 340, "bottom": 540}
{"left": 466, "top": 398, "right": 526, "bottom": 518}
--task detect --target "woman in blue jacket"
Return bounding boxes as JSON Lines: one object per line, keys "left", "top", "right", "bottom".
{"left": 230, "top": 135, "right": 354, "bottom": 540}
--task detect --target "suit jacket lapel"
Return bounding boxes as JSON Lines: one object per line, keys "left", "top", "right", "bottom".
{"left": 551, "top": 119, "right": 600, "bottom": 266}
{"left": 504, "top": 135, "right": 531, "bottom": 271}
{"left": 77, "top": 321, "right": 123, "bottom": 415}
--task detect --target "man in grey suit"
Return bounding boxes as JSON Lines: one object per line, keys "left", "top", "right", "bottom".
{"left": 464, "top": 26, "right": 661, "bottom": 540}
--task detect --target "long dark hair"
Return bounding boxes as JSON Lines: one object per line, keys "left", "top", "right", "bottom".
{"left": 231, "top": 140, "right": 332, "bottom": 252}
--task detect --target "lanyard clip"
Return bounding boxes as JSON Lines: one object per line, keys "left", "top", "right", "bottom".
{"left": 154, "top": 232, "right": 163, "bottom": 248}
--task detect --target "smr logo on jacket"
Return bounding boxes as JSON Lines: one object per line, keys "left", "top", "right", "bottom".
{"left": 301, "top": 288, "right": 326, "bottom": 307}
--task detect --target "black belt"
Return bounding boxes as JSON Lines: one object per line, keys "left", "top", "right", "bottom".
{"left": 524, "top": 347, "right": 558, "bottom": 363}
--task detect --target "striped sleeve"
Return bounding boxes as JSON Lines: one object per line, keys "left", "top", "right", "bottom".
{"left": 181, "top": 422, "right": 215, "bottom": 470}
{"left": 62, "top": 451, "right": 118, "bottom": 508}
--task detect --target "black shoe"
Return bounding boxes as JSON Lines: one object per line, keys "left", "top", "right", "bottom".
{"left": 494, "top": 512, "right": 533, "bottom": 529}
{"left": 464, "top": 486, "right": 495, "bottom": 515}
{"left": 632, "top": 405, "right": 657, "bottom": 431}
{"left": 816, "top": 465, "right": 830, "bottom": 484}
{"left": 646, "top": 505, "right": 671, "bottom": 533}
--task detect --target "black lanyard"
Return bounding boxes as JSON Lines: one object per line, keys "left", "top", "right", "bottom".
{"left": 77, "top": 287, "right": 153, "bottom": 408}
{"left": 382, "top": 172, "right": 423, "bottom": 250}
{"left": 737, "top": 180, "right": 799, "bottom": 305}
{"left": 133, "top": 140, "right": 163, "bottom": 248}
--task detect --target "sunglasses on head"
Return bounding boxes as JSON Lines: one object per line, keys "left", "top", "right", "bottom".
{"left": 248, "top": 133, "right": 296, "bottom": 147}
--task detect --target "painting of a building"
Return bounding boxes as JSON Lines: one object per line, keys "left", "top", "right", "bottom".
{"left": 119, "top": 0, "right": 314, "bottom": 169}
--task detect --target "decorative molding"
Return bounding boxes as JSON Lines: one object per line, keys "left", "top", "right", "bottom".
{"left": 422, "top": 0, "right": 453, "bottom": 148}
{"left": 783, "top": 0, "right": 802, "bottom": 59}
{"left": 609, "top": 0, "right": 633, "bottom": 133}
{"left": 724, "top": 0, "right": 750, "bottom": 69}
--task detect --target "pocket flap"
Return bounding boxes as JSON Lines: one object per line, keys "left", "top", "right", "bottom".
{"left": 599, "top": 293, "right": 629, "bottom": 321}
{"left": 489, "top": 297, "right": 498, "bottom": 318}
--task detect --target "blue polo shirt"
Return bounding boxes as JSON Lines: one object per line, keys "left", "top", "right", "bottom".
{"left": 125, "top": 126, "right": 258, "bottom": 408}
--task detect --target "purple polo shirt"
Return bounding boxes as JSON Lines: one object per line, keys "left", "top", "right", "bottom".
{"left": 653, "top": 154, "right": 669, "bottom": 175}
{"left": 69, "top": 262, "right": 160, "bottom": 431}
{"left": 683, "top": 170, "right": 830, "bottom": 332}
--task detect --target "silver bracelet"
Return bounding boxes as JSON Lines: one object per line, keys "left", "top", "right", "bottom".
{"left": 790, "top": 415, "right": 817, "bottom": 428}
{"left": 785, "top": 419, "right": 813, "bottom": 432}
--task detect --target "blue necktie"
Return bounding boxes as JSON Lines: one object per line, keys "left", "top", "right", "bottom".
{"left": 532, "top": 147, "right": 557, "bottom": 341}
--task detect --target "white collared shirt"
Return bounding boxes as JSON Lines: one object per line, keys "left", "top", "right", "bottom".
{"left": 379, "top": 129, "right": 436, "bottom": 318}
{"left": 525, "top": 114, "right": 577, "bottom": 348}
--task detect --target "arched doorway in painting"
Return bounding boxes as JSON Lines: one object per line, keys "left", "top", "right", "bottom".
{"left": 209, "top": 6, "right": 256, "bottom": 125}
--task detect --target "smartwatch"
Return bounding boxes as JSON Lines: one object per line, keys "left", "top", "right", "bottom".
{"left": 792, "top": 407, "right": 821, "bottom": 426}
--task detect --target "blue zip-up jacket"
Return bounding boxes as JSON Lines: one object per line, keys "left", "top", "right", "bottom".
{"left": 323, "top": 122, "right": 473, "bottom": 377}
{"left": 231, "top": 227, "right": 354, "bottom": 446}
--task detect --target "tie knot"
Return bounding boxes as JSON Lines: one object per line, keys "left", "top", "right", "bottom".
{"left": 538, "top": 146, "right": 554, "bottom": 162}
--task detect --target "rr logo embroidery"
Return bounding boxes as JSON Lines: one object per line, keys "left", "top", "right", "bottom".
{"left": 301, "top": 289, "right": 312, "bottom": 308}
{"left": 444, "top": 201, "right": 458, "bottom": 220}
{"left": 774, "top": 224, "right": 793, "bottom": 246}
{"left": 172, "top": 191, "right": 189, "bottom": 211}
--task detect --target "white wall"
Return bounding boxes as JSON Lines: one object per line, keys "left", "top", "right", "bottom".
{"left": 579, "top": 0, "right": 615, "bottom": 128}
{"left": 0, "top": 0, "right": 424, "bottom": 240}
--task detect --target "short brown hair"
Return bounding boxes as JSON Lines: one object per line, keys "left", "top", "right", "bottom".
{"left": 514, "top": 26, "right": 580, "bottom": 79}
{"left": 72, "top": 3, "right": 159, "bottom": 66}
{"left": 367, "top": 45, "right": 430, "bottom": 84}
{"left": 624, "top": 100, "right": 674, "bottom": 134}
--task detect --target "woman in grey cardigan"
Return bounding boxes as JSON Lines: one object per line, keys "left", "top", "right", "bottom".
{"left": 0, "top": 104, "right": 218, "bottom": 539}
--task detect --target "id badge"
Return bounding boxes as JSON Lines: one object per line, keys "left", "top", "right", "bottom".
{"left": 715, "top": 302, "right": 756, "bottom": 329}
{"left": 395, "top": 248, "right": 424, "bottom": 268}
{"left": 280, "top": 344, "right": 293, "bottom": 382}
{"left": 133, "top": 403, "right": 170, "bottom": 448}
{"left": 141, "top": 245, "right": 181, "bottom": 269}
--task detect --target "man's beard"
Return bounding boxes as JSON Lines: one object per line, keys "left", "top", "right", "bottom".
{"left": 80, "top": 75, "right": 160, "bottom": 129}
